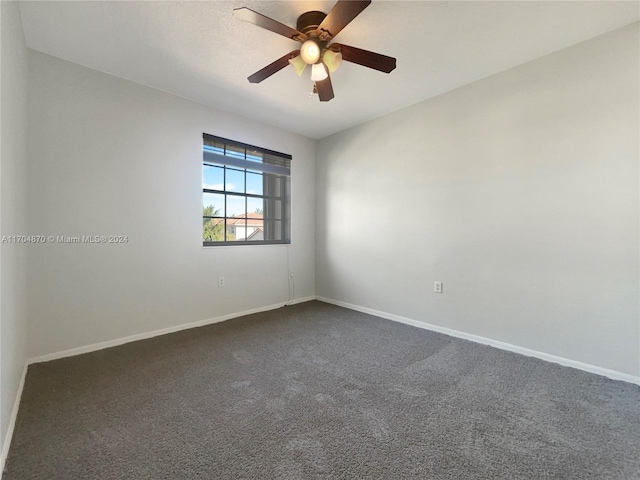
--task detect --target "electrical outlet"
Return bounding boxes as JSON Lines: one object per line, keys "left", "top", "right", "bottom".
{"left": 434, "top": 281, "right": 443, "bottom": 294}
{"left": 218, "top": 277, "right": 225, "bottom": 287}
{"left": 290, "top": 270, "right": 294, "bottom": 277}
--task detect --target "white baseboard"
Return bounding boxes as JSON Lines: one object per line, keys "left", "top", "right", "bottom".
{"left": 286, "top": 295, "right": 316, "bottom": 306}
{"left": 29, "top": 296, "right": 316, "bottom": 365}
{"left": 316, "top": 296, "right": 640, "bottom": 386}
{"left": 1, "top": 362, "right": 28, "bottom": 479}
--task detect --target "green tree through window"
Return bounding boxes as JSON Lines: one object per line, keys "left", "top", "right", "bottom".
{"left": 203, "top": 205, "right": 235, "bottom": 241}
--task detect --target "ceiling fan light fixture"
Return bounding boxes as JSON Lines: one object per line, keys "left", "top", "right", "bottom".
{"left": 235, "top": 1, "right": 396, "bottom": 102}
{"left": 322, "top": 49, "right": 342, "bottom": 73}
{"left": 288, "top": 55, "right": 307, "bottom": 76}
{"left": 300, "top": 39, "right": 321, "bottom": 64}
{"left": 311, "top": 62, "right": 328, "bottom": 82}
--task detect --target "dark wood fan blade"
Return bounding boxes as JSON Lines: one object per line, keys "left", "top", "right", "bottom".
{"left": 331, "top": 43, "right": 396, "bottom": 73}
{"left": 234, "top": 8, "right": 306, "bottom": 41}
{"left": 248, "top": 50, "right": 300, "bottom": 83}
{"left": 316, "top": 74, "right": 334, "bottom": 102}
{"left": 316, "top": 0, "right": 371, "bottom": 40}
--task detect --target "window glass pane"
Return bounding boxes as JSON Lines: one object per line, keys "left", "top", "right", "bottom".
{"left": 247, "top": 216, "right": 264, "bottom": 241}
{"left": 203, "top": 218, "right": 225, "bottom": 242}
{"left": 225, "top": 144, "right": 245, "bottom": 160}
{"left": 246, "top": 197, "right": 264, "bottom": 216}
{"left": 233, "top": 218, "right": 248, "bottom": 241}
{"left": 225, "top": 220, "right": 237, "bottom": 241}
{"left": 203, "top": 165, "right": 224, "bottom": 191}
{"left": 203, "top": 193, "right": 225, "bottom": 217}
{"left": 225, "top": 168, "right": 244, "bottom": 193}
{"left": 226, "top": 195, "right": 246, "bottom": 218}
{"left": 246, "top": 172, "right": 263, "bottom": 196}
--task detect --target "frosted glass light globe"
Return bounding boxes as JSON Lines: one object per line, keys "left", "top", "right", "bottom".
{"left": 300, "top": 40, "right": 321, "bottom": 64}
{"left": 311, "top": 63, "right": 328, "bottom": 82}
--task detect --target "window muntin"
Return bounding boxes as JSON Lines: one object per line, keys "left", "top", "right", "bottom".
{"left": 202, "top": 134, "right": 291, "bottom": 245}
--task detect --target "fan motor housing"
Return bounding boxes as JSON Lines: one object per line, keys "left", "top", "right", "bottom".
{"left": 296, "top": 11, "right": 327, "bottom": 36}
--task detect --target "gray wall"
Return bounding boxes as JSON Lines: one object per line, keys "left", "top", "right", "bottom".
{"left": 316, "top": 23, "right": 640, "bottom": 377}
{"left": 1, "top": 0, "right": 29, "bottom": 466}
{"left": 26, "top": 52, "right": 316, "bottom": 358}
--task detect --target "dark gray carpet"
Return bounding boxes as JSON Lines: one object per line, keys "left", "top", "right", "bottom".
{"left": 4, "top": 300, "right": 640, "bottom": 479}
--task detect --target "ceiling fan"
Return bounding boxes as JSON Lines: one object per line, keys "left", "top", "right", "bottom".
{"left": 233, "top": 0, "right": 396, "bottom": 102}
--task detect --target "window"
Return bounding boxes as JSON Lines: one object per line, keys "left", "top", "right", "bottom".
{"left": 202, "top": 134, "right": 291, "bottom": 246}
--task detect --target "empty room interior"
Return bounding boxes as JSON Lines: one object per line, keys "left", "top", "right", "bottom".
{"left": 1, "top": 1, "right": 639, "bottom": 478}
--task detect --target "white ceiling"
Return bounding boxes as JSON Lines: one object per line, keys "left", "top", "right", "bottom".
{"left": 19, "top": 1, "right": 640, "bottom": 139}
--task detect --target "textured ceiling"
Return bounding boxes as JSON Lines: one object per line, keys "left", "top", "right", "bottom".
{"left": 19, "top": 1, "right": 640, "bottom": 139}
